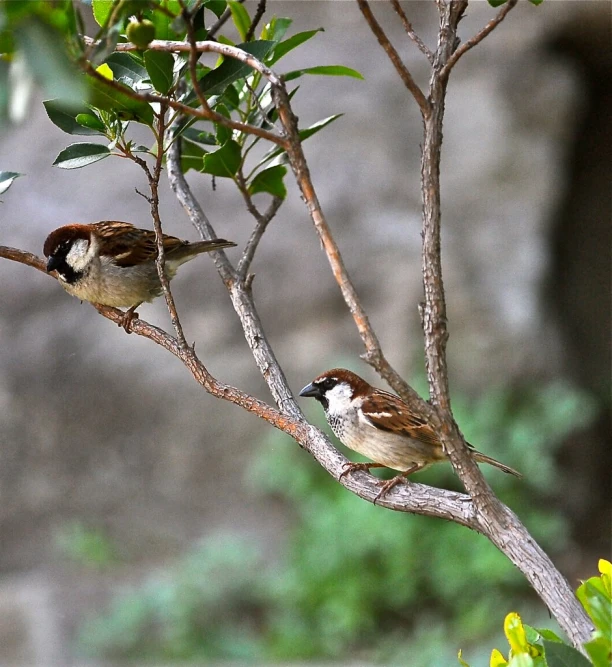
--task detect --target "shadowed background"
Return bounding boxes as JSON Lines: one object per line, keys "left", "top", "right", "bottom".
{"left": 0, "top": 2, "right": 609, "bottom": 665}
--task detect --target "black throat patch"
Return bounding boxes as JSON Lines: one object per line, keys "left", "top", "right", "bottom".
{"left": 51, "top": 247, "right": 84, "bottom": 285}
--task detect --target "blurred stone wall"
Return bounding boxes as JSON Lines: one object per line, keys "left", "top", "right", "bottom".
{"left": 0, "top": 2, "right": 609, "bottom": 663}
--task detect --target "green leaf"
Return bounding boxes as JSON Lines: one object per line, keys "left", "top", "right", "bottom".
{"left": 104, "top": 52, "right": 148, "bottom": 85}
{"left": 92, "top": 0, "right": 113, "bottom": 26}
{"left": 43, "top": 100, "right": 103, "bottom": 135}
{"left": 578, "top": 579, "right": 612, "bottom": 634}
{"left": 214, "top": 103, "right": 232, "bottom": 145}
{"left": 268, "top": 29, "right": 323, "bottom": 65}
{"left": 75, "top": 113, "right": 107, "bottom": 133}
{"left": 228, "top": 0, "right": 250, "bottom": 42}
{"left": 487, "top": 0, "right": 509, "bottom": 6}
{"left": 204, "top": 0, "right": 227, "bottom": 19}
{"left": 180, "top": 138, "right": 206, "bottom": 173}
{"left": 181, "top": 127, "right": 216, "bottom": 145}
{"left": 283, "top": 64, "right": 364, "bottom": 82}
{"left": 248, "top": 165, "right": 287, "bottom": 199}
{"left": 144, "top": 49, "right": 174, "bottom": 94}
{"left": 148, "top": 0, "right": 182, "bottom": 41}
{"left": 87, "top": 76, "right": 154, "bottom": 125}
{"left": 193, "top": 40, "right": 275, "bottom": 98}
{"left": 532, "top": 628, "right": 564, "bottom": 643}
{"left": 261, "top": 16, "right": 292, "bottom": 42}
{"left": 258, "top": 113, "right": 342, "bottom": 169}
{"left": 0, "top": 172, "right": 23, "bottom": 195}
{"left": 53, "top": 143, "right": 111, "bottom": 169}
{"left": 542, "top": 641, "right": 592, "bottom": 667}
{"left": 14, "top": 17, "right": 85, "bottom": 106}
{"left": 528, "top": 0, "right": 544, "bottom": 4}
{"left": 201, "top": 139, "right": 241, "bottom": 177}
{"left": 584, "top": 636, "right": 612, "bottom": 667}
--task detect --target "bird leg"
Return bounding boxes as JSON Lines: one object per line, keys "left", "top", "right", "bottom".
{"left": 118, "top": 303, "right": 141, "bottom": 333}
{"left": 338, "top": 461, "right": 386, "bottom": 481}
{"left": 373, "top": 463, "right": 424, "bottom": 505}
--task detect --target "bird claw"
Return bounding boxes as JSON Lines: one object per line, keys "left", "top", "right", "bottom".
{"left": 338, "top": 462, "right": 378, "bottom": 481}
{"left": 373, "top": 475, "right": 408, "bottom": 505}
{"left": 119, "top": 307, "right": 139, "bottom": 333}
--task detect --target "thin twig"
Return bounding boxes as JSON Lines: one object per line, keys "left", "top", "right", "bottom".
{"left": 390, "top": 0, "right": 434, "bottom": 64}
{"left": 180, "top": 0, "right": 213, "bottom": 115}
{"left": 356, "top": 0, "right": 430, "bottom": 118}
{"left": 245, "top": 0, "right": 266, "bottom": 42}
{"left": 234, "top": 168, "right": 282, "bottom": 280}
{"left": 207, "top": 0, "right": 246, "bottom": 40}
{"left": 271, "top": 84, "right": 427, "bottom": 410}
{"left": 441, "top": 0, "right": 518, "bottom": 79}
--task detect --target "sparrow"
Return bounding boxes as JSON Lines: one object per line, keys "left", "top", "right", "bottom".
{"left": 43, "top": 221, "right": 236, "bottom": 330}
{"left": 299, "top": 368, "right": 521, "bottom": 502}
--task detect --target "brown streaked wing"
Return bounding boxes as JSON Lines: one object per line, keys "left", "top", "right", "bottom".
{"left": 93, "top": 221, "right": 185, "bottom": 267}
{"left": 361, "top": 391, "right": 441, "bottom": 447}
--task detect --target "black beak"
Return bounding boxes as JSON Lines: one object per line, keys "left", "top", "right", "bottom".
{"left": 46, "top": 255, "right": 59, "bottom": 273}
{"left": 299, "top": 382, "right": 321, "bottom": 399}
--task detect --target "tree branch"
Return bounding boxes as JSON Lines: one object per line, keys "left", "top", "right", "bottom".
{"left": 271, "top": 83, "right": 426, "bottom": 409}
{"left": 441, "top": 0, "right": 519, "bottom": 80}
{"left": 0, "top": 245, "right": 486, "bottom": 529}
{"left": 356, "top": 0, "right": 430, "bottom": 118}
{"left": 389, "top": 0, "right": 434, "bottom": 64}
{"left": 235, "top": 169, "right": 283, "bottom": 281}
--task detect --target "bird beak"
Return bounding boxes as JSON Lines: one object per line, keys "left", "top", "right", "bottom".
{"left": 299, "top": 382, "right": 320, "bottom": 398}
{"left": 46, "top": 255, "right": 59, "bottom": 273}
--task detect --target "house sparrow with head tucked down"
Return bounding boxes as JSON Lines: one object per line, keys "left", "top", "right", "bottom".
{"left": 300, "top": 368, "right": 521, "bottom": 502}
{"left": 44, "top": 221, "right": 236, "bottom": 330}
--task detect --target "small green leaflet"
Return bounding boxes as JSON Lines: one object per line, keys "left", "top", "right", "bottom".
{"left": 44, "top": 100, "right": 103, "bottom": 136}
{"left": 248, "top": 165, "right": 287, "bottom": 199}
{"left": 193, "top": 40, "right": 275, "bottom": 98}
{"left": 542, "top": 640, "right": 593, "bottom": 667}
{"left": 283, "top": 65, "right": 364, "bottom": 82}
{"left": 144, "top": 50, "right": 175, "bottom": 94}
{"left": 268, "top": 29, "right": 323, "bottom": 66}
{"left": 201, "top": 140, "right": 241, "bottom": 178}
{"left": 53, "top": 143, "right": 111, "bottom": 169}
{"left": 257, "top": 114, "right": 342, "bottom": 170}
{"left": 228, "top": 0, "right": 251, "bottom": 42}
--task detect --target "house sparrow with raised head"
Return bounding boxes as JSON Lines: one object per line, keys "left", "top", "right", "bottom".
{"left": 43, "top": 221, "right": 236, "bottom": 330}
{"left": 300, "top": 368, "right": 521, "bottom": 502}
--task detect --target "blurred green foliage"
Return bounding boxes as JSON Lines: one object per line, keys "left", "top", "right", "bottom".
{"left": 75, "top": 381, "right": 598, "bottom": 665}
{"left": 56, "top": 520, "right": 118, "bottom": 569}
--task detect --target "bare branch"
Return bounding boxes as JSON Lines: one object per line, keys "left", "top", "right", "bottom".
{"left": 0, "top": 244, "right": 487, "bottom": 528}
{"left": 235, "top": 170, "right": 282, "bottom": 280}
{"left": 441, "top": 0, "right": 519, "bottom": 79}
{"left": 356, "top": 0, "right": 430, "bottom": 118}
{"left": 245, "top": 0, "right": 266, "bottom": 42}
{"left": 389, "top": 0, "right": 434, "bottom": 64}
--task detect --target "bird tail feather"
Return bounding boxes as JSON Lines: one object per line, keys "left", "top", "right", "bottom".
{"left": 473, "top": 451, "right": 522, "bottom": 478}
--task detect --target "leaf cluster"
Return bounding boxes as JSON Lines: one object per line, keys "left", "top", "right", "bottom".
{"left": 3, "top": 0, "right": 361, "bottom": 202}
{"left": 460, "top": 561, "right": 611, "bottom": 667}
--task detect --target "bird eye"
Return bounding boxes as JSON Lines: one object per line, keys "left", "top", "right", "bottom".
{"left": 320, "top": 377, "right": 336, "bottom": 391}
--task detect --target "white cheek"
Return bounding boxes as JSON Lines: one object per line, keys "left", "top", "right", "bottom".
{"left": 65, "top": 238, "right": 94, "bottom": 272}
{"left": 325, "top": 383, "right": 354, "bottom": 414}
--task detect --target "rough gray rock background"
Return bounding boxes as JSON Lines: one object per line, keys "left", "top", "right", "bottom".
{"left": 0, "top": 1, "right": 609, "bottom": 664}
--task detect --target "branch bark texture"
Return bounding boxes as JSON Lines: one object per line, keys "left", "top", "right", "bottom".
{"left": 358, "top": 0, "right": 593, "bottom": 650}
